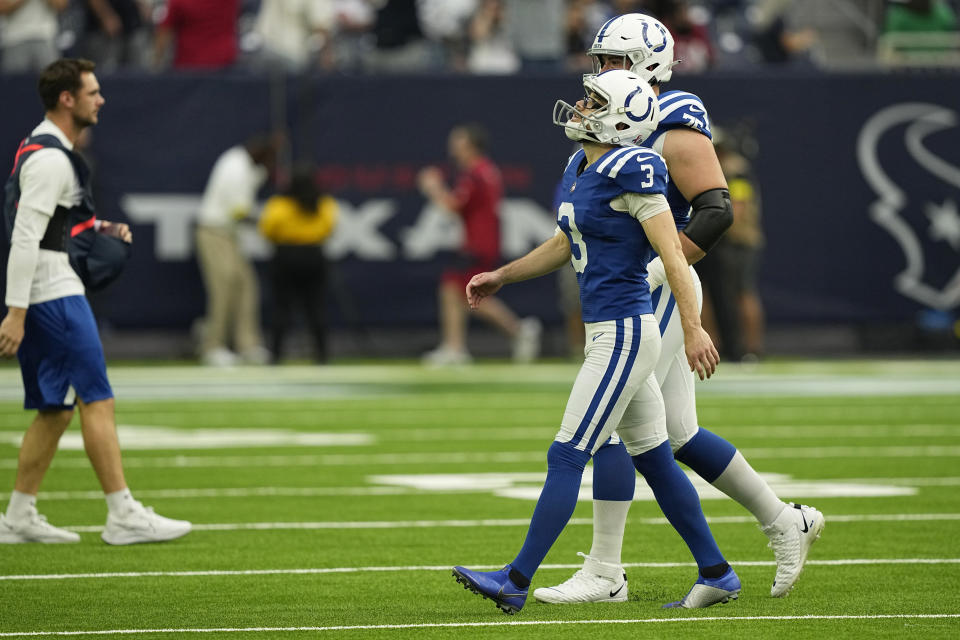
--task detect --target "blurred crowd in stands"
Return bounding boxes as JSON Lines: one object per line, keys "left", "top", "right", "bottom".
{"left": 1, "top": 0, "right": 957, "bottom": 76}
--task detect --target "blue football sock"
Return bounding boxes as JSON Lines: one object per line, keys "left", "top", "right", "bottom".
{"left": 633, "top": 441, "right": 726, "bottom": 570}
{"left": 511, "top": 441, "right": 591, "bottom": 581}
{"left": 591, "top": 439, "right": 636, "bottom": 501}
{"left": 674, "top": 428, "right": 737, "bottom": 483}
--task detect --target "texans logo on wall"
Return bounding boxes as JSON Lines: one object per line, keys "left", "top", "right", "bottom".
{"left": 858, "top": 103, "right": 960, "bottom": 311}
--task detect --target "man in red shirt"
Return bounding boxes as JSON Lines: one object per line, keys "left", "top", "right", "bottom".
{"left": 418, "top": 123, "right": 541, "bottom": 366}
{"left": 153, "top": 0, "right": 239, "bottom": 69}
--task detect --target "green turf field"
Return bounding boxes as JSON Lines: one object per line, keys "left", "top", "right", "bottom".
{"left": 1, "top": 360, "right": 959, "bottom": 639}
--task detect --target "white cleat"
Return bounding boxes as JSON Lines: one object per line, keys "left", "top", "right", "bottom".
{"left": 101, "top": 501, "right": 191, "bottom": 545}
{"left": 533, "top": 552, "right": 628, "bottom": 604}
{"left": 421, "top": 347, "right": 473, "bottom": 368}
{"left": 0, "top": 510, "right": 80, "bottom": 544}
{"left": 763, "top": 502, "right": 825, "bottom": 597}
{"left": 512, "top": 317, "right": 542, "bottom": 363}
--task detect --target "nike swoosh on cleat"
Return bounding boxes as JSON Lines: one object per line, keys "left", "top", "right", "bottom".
{"left": 800, "top": 513, "right": 810, "bottom": 534}
{"left": 609, "top": 583, "right": 625, "bottom": 598}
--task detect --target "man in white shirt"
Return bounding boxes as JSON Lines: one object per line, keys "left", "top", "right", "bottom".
{"left": 0, "top": 0, "right": 68, "bottom": 73}
{"left": 0, "top": 58, "right": 191, "bottom": 545}
{"left": 195, "top": 136, "right": 275, "bottom": 367}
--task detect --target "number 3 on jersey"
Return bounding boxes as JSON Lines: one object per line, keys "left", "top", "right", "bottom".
{"left": 558, "top": 202, "right": 587, "bottom": 274}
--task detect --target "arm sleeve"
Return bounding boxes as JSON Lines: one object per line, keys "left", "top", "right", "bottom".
{"left": 17, "top": 149, "right": 74, "bottom": 215}
{"left": 5, "top": 151, "right": 74, "bottom": 307}
{"left": 610, "top": 191, "right": 671, "bottom": 223}
{"left": 5, "top": 206, "right": 50, "bottom": 307}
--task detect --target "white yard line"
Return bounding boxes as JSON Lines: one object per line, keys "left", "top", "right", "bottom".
{"left": 2, "top": 558, "right": 958, "bottom": 582}
{"left": 1, "top": 614, "right": 959, "bottom": 636}
{"left": 4, "top": 476, "right": 959, "bottom": 502}
{"left": 50, "top": 512, "right": 960, "bottom": 534}
{"left": 4, "top": 445, "right": 960, "bottom": 470}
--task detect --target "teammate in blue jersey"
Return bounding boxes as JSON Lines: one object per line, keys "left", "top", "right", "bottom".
{"left": 534, "top": 14, "right": 824, "bottom": 605}
{"left": 451, "top": 69, "right": 741, "bottom": 615}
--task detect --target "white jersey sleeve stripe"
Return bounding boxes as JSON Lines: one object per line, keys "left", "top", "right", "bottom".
{"left": 607, "top": 149, "right": 646, "bottom": 178}
{"left": 659, "top": 98, "right": 704, "bottom": 120}
{"left": 594, "top": 147, "right": 634, "bottom": 175}
{"left": 658, "top": 91, "right": 696, "bottom": 109}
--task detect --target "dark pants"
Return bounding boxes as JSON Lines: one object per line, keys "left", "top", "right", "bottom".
{"left": 270, "top": 245, "right": 328, "bottom": 363}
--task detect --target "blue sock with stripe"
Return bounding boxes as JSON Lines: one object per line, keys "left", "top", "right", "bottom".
{"left": 633, "top": 441, "right": 726, "bottom": 570}
{"left": 674, "top": 428, "right": 738, "bottom": 483}
{"left": 592, "top": 440, "right": 635, "bottom": 501}
{"left": 511, "top": 441, "right": 592, "bottom": 581}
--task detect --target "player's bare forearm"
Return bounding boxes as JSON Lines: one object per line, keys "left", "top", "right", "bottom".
{"left": 679, "top": 232, "right": 706, "bottom": 265}
{"left": 466, "top": 234, "right": 570, "bottom": 309}
{"left": 498, "top": 233, "right": 572, "bottom": 285}
{"left": 642, "top": 211, "right": 718, "bottom": 379}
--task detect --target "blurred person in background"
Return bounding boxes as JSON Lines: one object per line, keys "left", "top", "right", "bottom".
{"left": 365, "top": 0, "right": 433, "bottom": 72}
{"left": 252, "top": 0, "right": 336, "bottom": 73}
{"left": 466, "top": 0, "right": 520, "bottom": 74}
{"left": 418, "top": 0, "right": 476, "bottom": 71}
{"left": 504, "top": 0, "right": 565, "bottom": 71}
{"left": 0, "top": 0, "right": 67, "bottom": 73}
{"left": 750, "top": 0, "right": 817, "bottom": 65}
{"left": 654, "top": 0, "right": 715, "bottom": 73}
{"left": 195, "top": 134, "right": 278, "bottom": 367}
{"left": 79, "top": 0, "right": 151, "bottom": 72}
{"left": 153, "top": 0, "right": 239, "bottom": 70}
{"left": 535, "top": 13, "right": 822, "bottom": 606}
{"left": 258, "top": 166, "right": 338, "bottom": 364}
{"left": 698, "top": 127, "right": 765, "bottom": 361}
{"left": 0, "top": 58, "right": 190, "bottom": 545}
{"left": 418, "top": 123, "right": 541, "bottom": 366}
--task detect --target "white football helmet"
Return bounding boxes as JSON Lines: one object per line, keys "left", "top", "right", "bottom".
{"left": 587, "top": 13, "right": 677, "bottom": 84}
{"left": 552, "top": 69, "right": 660, "bottom": 147}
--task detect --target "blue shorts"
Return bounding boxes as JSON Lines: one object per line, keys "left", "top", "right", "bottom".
{"left": 17, "top": 295, "right": 113, "bottom": 411}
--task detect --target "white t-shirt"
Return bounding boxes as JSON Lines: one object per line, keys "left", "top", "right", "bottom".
{"left": 5, "top": 120, "right": 85, "bottom": 308}
{"left": 255, "top": 0, "right": 334, "bottom": 67}
{"left": 0, "top": 0, "right": 59, "bottom": 48}
{"left": 197, "top": 146, "right": 268, "bottom": 229}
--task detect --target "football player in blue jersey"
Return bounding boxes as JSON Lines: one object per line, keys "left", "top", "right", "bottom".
{"left": 451, "top": 69, "right": 741, "bottom": 615}
{"left": 534, "top": 14, "right": 823, "bottom": 606}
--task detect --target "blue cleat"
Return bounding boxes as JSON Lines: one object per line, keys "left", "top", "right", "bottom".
{"left": 663, "top": 567, "right": 741, "bottom": 609}
{"left": 452, "top": 564, "right": 528, "bottom": 614}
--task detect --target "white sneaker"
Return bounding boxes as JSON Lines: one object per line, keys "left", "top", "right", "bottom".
{"left": 202, "top": 347, "right": 238, "bottom": 368}
{"left": 101, "top": 501, "right": 191, "bottom": 545}
{"left": 240, "top": 346, "right": 271, "bottom": 365}
{"left": 0, "top": 510, "right": 80, "bottom": 544}
{"left": 533, "top": 552, "right": 628, "bottom": 604}
{"left": 512, "top": 317, "right": 542, "bottom": 363}
{"left": 763, "top": 502, "right": 824, "bottom": 597}
{"left": 421, "top": 347, "right": 472, "bottom": 367}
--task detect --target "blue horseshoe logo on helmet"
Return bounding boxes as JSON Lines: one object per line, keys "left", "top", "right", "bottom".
{"left": 641, "top": 22, "right": 668, "bottom": 52}
{"left": 624, "top": 88, "right": 654, "bottom": 122}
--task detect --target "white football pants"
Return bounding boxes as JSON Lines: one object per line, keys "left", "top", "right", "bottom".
{"left": 608, "top": 266, "right": 703, "bottom": 452}
{"left": 555, "top": 315, "right": 666, "bottom": 457}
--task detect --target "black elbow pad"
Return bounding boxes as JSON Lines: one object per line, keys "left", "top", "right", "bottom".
{"left": 683, "top": 188, "right": 733, "bottom": 253}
